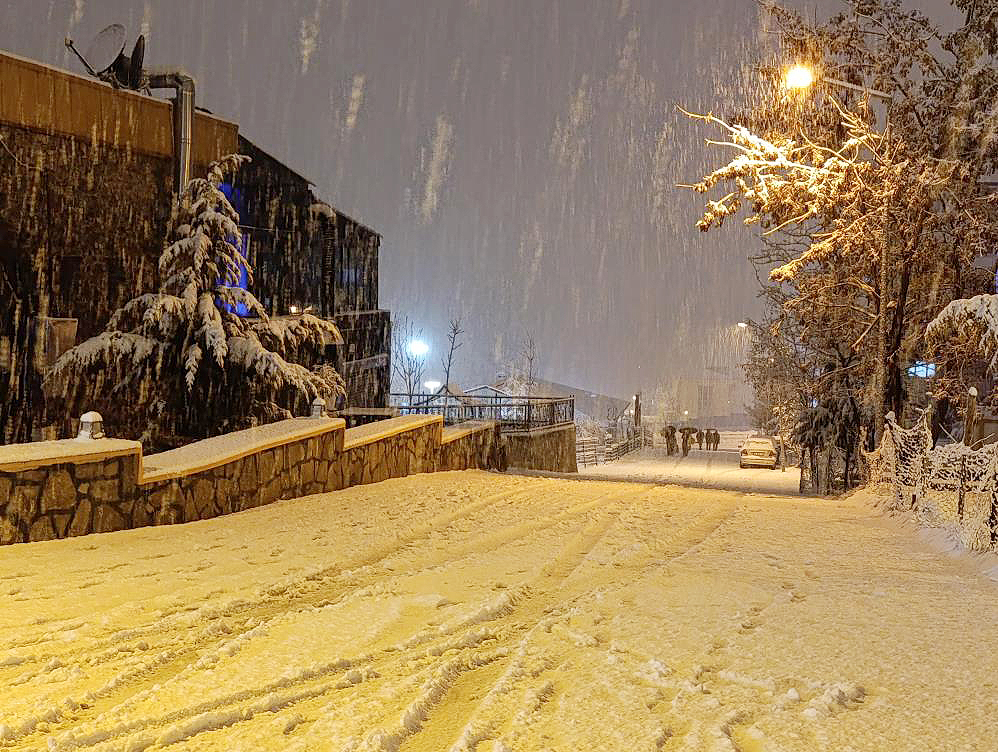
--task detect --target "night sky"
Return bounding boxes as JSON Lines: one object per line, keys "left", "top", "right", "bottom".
{"left": 0, "top": 0, "right": 960, "bottom": 397}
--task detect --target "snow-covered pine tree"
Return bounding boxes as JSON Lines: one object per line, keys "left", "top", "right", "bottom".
{"left": 45, "top": 155, "right": 344, "bottom": 448}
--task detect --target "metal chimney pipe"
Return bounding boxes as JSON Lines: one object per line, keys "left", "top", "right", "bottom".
{"left": 146, "top": 68, "right": 195, "bottom": 194}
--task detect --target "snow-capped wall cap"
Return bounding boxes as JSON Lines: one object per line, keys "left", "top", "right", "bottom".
{"left": 343, "top": 415, "right": 443, "bottom": 450}
{"left": 969, "top": 386, "right": 979, "bottom": 397}
{"left": 0, "top": 437, "right": 141, "bottom": 473}
{"left": 77, "top": 411, "right": 106, "bottom": 440}
{"left": 311, "top": 398, "right": 327, "bottom": 418}
{"left": 140, "top": 417, "right": 344, "bottom": 484}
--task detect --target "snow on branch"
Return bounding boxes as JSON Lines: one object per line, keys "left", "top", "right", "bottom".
{"left": 926, "top": 293, "right": 998, "bottom": 372}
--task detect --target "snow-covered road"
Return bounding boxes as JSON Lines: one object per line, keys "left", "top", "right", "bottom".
{"left": 2, "top": 471, "right": 996, "bottom": 751}
{"left": 578, "top": 447, "right": 803, "bottom": 495}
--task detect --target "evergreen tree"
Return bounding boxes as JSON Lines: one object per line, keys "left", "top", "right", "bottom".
{"left": 45, "top": 155, "right": 344, "bottom": 448}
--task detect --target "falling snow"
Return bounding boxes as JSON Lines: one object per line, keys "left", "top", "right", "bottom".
{"left": 419, "top": 113, "right": 454, "bottom": 225}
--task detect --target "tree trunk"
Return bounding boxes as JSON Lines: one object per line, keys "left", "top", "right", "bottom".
{"left": 875, "top": 214, "right": 926, "bottom": 443}
{"left": 886, "top": 259, "right": 913, "bottom": 419}
{"left": 930, "top": 397, "right": 950, "bottom": 448}
{"left": 844, "top": 444, "right": 852, "bottom": 489}
{"left": 874, "top": 241, "right": 889, "bottom": 446}
{"left": 809, "top": 447, "right": 819, "bottom": 494}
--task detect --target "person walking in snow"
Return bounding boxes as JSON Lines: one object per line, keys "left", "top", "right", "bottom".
{"left": 696, "top": 429, "right": 704, "bottom": 451}
{"left": 666, "top": 425, "right": 678, "bottom": 456}
{"left": 681, "top": 430, "right": 691, "bottom": 457}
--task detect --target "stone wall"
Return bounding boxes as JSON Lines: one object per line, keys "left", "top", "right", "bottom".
{"left": 0, "top": 416, "right": 510, "bottom": 545}
{"left": 140, "top": 429, "right": 347, "bottom": 528}
{"left": 438, "top": 422, "right": 505, "bottom": 472}
{"left": 340, "top": 416, "right": 441, "bottom": 486}
{"left": 0, "top": 439, "right": 142, "bottom": 544}
{"left": 505, "top": 424, "right": 578, "bottom": 474}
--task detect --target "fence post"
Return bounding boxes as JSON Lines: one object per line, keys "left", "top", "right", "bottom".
{"left": 958, "top": 454, "right": 966, "bottom": 521}
{"left": 991, "top": 449, "right": 998, "bottom": 546}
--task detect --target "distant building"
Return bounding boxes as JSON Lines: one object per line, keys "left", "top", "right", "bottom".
{"left": 672, "top": 371, "right": 750, "bottom": 428}
{"left": 0, "top": 49, "right": 388, "bottom": 442}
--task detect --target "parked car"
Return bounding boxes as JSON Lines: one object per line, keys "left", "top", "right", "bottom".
{"left": 739, "top": 437, "right": 778, "bottom": 469}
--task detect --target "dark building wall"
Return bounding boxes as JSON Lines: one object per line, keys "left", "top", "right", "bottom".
{"left": 232, "top": 135, "right": 381, "bottom": 319}
{"left": 0, "top": 51, "right": 236, "bottom": 443}
{"left": 334, "top": 310, "right": 391, "bottom": 408}
{"left": 232, "top": 136, "right": 316, "bottom": 316}
{"left": 0, "top": 124, "right": 175, "bottom": 443}
{"left": 233, "top": 135, "right": 389, "bottom": 408}
{"left": 0, "top": 124, "right": 173, "bottom": 337}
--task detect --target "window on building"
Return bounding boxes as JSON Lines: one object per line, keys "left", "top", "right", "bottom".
{"left": 218, "top": 182, "right": 251, "bottom": 317}
{"left": 907, "top": 361, "right": 937, "bottom": 379}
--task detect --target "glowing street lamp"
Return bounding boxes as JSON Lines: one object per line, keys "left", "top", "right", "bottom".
{"left": 737, "top": 321, "right": 749, "bottom": 329}
{"left": 783, "top": 63, "right": 891, "bottom": 101}
{"left": 784, "top": 64, "right": 814, "bottom": 91}
{"left": 406, "top": 339, "right": 429, "bottom": 358}
{"left": 424, "top": 379, "right": 442, "bottom": 392}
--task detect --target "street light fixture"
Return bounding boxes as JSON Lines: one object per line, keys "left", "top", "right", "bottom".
{"left": 784, "top": 64, "right": 814, "bottom": 90}
{"left": 737, "top": 321, "right": 749, "bottom": 329}
{"left": 783, "top": 63, "right": 891, "bottom": 101}
{"left": 406, "top": 339, "right": 430, "bottom": 358}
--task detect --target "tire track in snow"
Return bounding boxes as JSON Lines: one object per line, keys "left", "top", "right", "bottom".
{"left": 5, "top": 483, "right": 741, "bottom": 752}
{"left": 38, "top": 484, "right": 635, "bottom": 751}
{"left": 149, "top": 487, "right": 640, "bottom": 752}
{"left": 4, "top": 481, "right": 545, "bottom": 671}
{"left": 0, "top": 482, "right": 551, "bottom": 748}
{"left": 4, "top": 481, "right": 631, "bottom": 750}
{"left": 381, "top": 490, "right": 660, "bottom": 751}
{"left": 395, "top": 492, "right": 747, "bottom": 751}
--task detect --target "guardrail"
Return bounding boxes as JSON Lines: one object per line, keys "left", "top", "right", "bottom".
{"left": 390, "top": 394, "right": 574, "bottom": 433}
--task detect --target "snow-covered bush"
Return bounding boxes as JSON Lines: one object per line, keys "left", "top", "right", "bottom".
{"left": 45, "top": 155, "right": 344, "bottom": 448}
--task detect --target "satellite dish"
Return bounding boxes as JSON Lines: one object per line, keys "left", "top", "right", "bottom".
{"left": 83, "top": 24, "right": 126, "bottom": 75}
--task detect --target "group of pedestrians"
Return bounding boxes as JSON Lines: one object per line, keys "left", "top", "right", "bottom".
{"left": 698, "top": 428, "right": 720, "bottom": 451}
{"left": 660, "top": 426, "right": 720, "bottom": 456}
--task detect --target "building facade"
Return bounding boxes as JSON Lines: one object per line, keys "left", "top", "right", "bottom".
{"left": 230, "top": 136, "right": 390, "bottom": 408}
{"left": 0, "top": 49, "right": 389, "bottom": 443}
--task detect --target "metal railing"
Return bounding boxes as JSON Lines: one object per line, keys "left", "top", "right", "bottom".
{"left": 577, "top": 429, "right": 652, "bottom": 467}
{"left": 390, "top": 393, "right": 574, "bottom": 433}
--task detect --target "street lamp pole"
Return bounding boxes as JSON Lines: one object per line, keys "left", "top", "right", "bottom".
{"left": 784, "top": 64, "right": 892, "bottom": 445}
